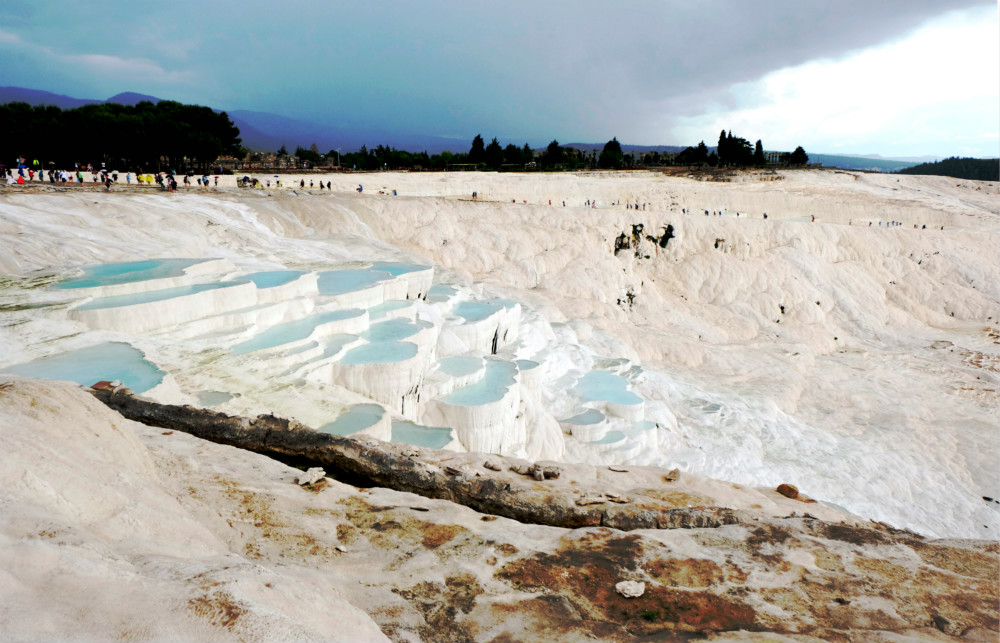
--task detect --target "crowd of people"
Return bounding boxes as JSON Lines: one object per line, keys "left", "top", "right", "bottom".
{"left": 3, "top": 157, "right": 223, "bottom": 192}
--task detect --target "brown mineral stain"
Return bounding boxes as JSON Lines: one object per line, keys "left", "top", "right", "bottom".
{"left": 187, "top": 591, "right": 246, "bottom": 630}
{"left": 912, "top": 542, "right": 999, "bottom": 580}
{"left": 495, "top": 528, "right": 757, "bottom": 634}
{"left": 339, "top": 496, "right": 468, "bottom": 551}
{"left": 632, "top": 488, "right": 713, "bottom": 508}
{"left": 393, "top": 573, "right": 483, "bottom": 642}
{"left": 645, "top": 557, "right": 726, "bottom": 588}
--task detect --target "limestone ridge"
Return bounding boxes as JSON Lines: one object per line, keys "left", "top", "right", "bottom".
{"left": 90, "top": 384, "right": 746, "bottom": 530}
{"left": 89, "top": 382, "right": 922, "bottom": 537}
{"left": 80, "top": 380, "right": 1000, "bottom": 640}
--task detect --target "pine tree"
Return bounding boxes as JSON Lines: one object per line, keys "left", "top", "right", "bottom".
{"left": 469, "top": 134, "right": 486, "bottom": 164}
{"left": 598, "top": 137, "right": 624, "bottom": 169}
{"left": 485, "top": 137, "right": 503, "bottom": 169}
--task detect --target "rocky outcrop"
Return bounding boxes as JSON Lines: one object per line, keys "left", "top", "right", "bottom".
{"left": 4, "top": 377, "right": 997, "bottom": 643}
{"left": 90, "top": 385, "right": 764, "bottom": 531}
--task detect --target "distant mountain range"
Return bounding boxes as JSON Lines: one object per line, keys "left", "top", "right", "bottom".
{"left": 0, "top": 86, "right": 953, "bottom": 170}
{"left": 0, "top": 86, "right": 468, "bottom": 154}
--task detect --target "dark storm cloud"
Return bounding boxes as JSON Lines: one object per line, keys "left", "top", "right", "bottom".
{"left": 0, "top": 0, "right": 992, "bottom": 144}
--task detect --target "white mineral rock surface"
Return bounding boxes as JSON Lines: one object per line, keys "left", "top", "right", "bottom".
{"left": 1, "top": 170, "right": 998, "bottom": 545}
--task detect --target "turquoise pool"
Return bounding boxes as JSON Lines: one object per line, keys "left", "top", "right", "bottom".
{"left": 370, "top": 262, "right": 429, "bottom": 276}
{"left": 391, "top": 420, "right": 453, "bottom": 449}
{"left": 55, "top": 259, "right": 206, "bottom": 289}
{"left": 426, "top": 284, "right": 456, "bottom": 304}
{"left": 440, "top": 359, "right": 516, "bottom": 406}
{"left": 317, "top": 403, "right": 384, "bottom": 436}
{"left": 575, "top": 371, "right": 642, "bottom": 405}
{"left": 317, "top": 269, "right": 392, "bottom": 295}
{"left": 340, "top": 341, "right": 418, "bottom": 364}
{"left": 437, "top": 356, "right": 483, "bottom": 377}
{"left": 2, "top": 342, "right": 164, "bottom": 393}
{"left": 453, "top": 300, "right": 501, "bottom": 322}
{"left": 368, "top": 300, "right": 412, "bottom": 320}
{"left": 242, "top": 270, "right": 306, "bottom": 289}
{"left": 196, "top": 391, "right": 234, "bottom": 407}
{"left": 320, "top": 334, "right": 360, "bottom": 359}
{"left": 231, "top": 309, "right": 364, "bottom": 354}
{"left": 361, "top": 318, "right": 422, "bottom": 342}
{"left": 594, "top": 430, "right": 626, "bottom": 445}
{"left": 561, "top": 408, "right": 606, "bottom": 425}
{"left": 74, "top": 280, "right": 248, "bottom": 311}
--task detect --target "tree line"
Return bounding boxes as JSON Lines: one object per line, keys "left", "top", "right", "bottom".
{"left": 671, "top": 131, "right": 808, "bottom": 167}
{"left": 285, "top": 131, "right": 808, "bottom": 171}
{"left": 0, "top": 96, "right": 810, "bottom": 175}
{"left": 897, "top": 157, "right": 998, "bottom": 182}
{"left": 0, "top": 101, "right": 243, "bottom": 172}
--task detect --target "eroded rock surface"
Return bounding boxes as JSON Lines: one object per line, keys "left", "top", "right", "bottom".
{"left": 88, "top": 385, "right": 849, "bottom": 531}
{"left": 3, "top": 378, "right": 998, "bottom": 643}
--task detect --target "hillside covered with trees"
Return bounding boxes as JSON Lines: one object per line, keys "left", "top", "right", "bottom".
{"left": 0, "top": 101, "right": 243, "bottom": 172}
{"left": 897, "top": 157, "right": 998, "bottom": 181}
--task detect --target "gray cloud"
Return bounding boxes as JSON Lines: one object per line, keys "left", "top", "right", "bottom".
{"left": 0, "top": 1, "right": 992, "bottom": 146}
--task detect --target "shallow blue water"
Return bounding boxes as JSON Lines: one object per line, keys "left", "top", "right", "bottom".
{"left": 74, "top": 280, "right": 248, "bottom": 311}
{"left": 317, "top": 269, "right": 392, "bottom": 295}
{"left": 370, "top": 262, "right": 429, "bottom": 276}
{"left": 320, "top": 334, "right": 359, "bottom": 359}
{"left": 317, "top": 403, "right": 384, "bottom": 436}
{"left": 340, "top": 341, "right": 418, "bottom": 364}
{"left": 55, "top": 258, "right": 206, "bottom": 289}
{"left": 231, "top": 309, "right": 364, "bottom": 354}
{"left": 453, "top": 300, "right": 501, "bottom": 322}
{"left": 426, "top": 284, "right": 456, "bottom": 304}
{"left": 561, "top": 408, "right": 605, "bottom": 425}
{"left": 437, "top": 356, "right": 483, "bottom": 377}
{"left": 575, "top": 371, "right": 642, "bottom": 405}
{"left": 243, "top": 270, "right": 306, "bottom": 289}
{"left": 516, "top": 359, "right": 539, "bottom": 371}
{"left": 391, "top": 420, "right": 453, "bottom": 449}
{"left": 441, "top": 359, "right": 516, "bottom": 406}
{"left": 368, "top": 300, "right": 411, "bottom": 320}
{"left": 196, "top": 391, "right": 234, "bottom": 407}
{"left": 594, "top": 430, "right": 626, "bottom": 445}
{"left": 361, "top": 318, "right": 421, "bottom": 342}
{"left": 2, "top": 342, "right": 164, "bottom": 393}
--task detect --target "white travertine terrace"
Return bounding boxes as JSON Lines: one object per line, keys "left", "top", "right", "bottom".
{"left": 4, "top": 169, "right": 996, "bottom": 539}
{"left": 68, "top": 280, "right": 260, "bottom": 333}
{"left": 47, "top": 257, "right": 592, "bottom": 460}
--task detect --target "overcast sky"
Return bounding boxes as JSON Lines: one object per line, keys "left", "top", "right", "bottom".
{"left": 1, "top": 1, "right": 996, "bottom": 157}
